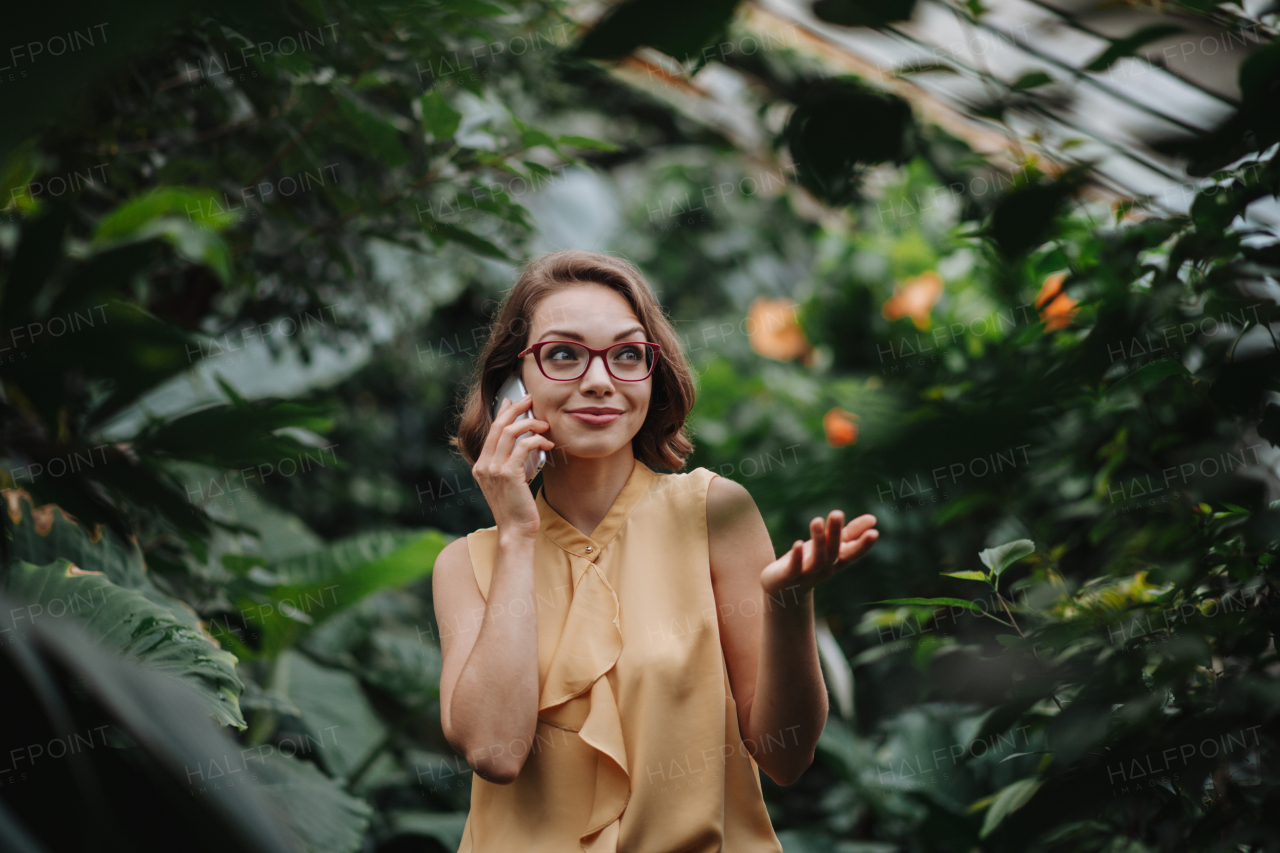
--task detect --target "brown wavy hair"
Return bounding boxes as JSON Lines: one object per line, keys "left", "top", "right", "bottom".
{"left": 451, "top": 250, "right": 696, "bottom": 471}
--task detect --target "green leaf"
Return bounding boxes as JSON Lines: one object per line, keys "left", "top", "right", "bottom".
{"left": 1011, "top": 71, "right": 1053, "bottom": 90}
{"left": 360, "top": 628, "right": 442, "bottom": 700}
{"left": 94, "top": 186, "right": 238, "bottom": 239}
{"left": 383, "top": 812, "right": 469, "bottom": 850}
{"left": 867, "top": 597, "right": 983, "bottom": 610}
{"left": 517, "top": 123, "right": 558, "bottom": 152}
{"left": 574, "top": 0, "right": 740, "bottom": 64}
{"left": 978, "top": 539, "right": 1035, "bottom": 576}
{"left": 256, "top": 750, "right": 372, "bottom": 853}
{"left": 941, "top": 570, "right": 989, "bottom": 581}
{"left": 0, "top": 136, "right": 40, "bottom": 213}
{"left": 274, "top": 650, "right": 392, "bottom": 782}
{"left": 222, "top": 554, "right": 270, "bottom": 575}
{"left": 557, "top": 134, "right": 620, "bottom": 152}
{"left": 337, "top": 98, "right": 409, "bottom": 167}
{"left": 1, "top": 593, "right": 299, "bottom": 852}
{"left": 89, "top": 189, "right": 238, "bottom": 282}
{"left": 228, "top": 529, "right": 450, "bottom": 657}
{"left": 1085, "top": 24, "right": 1183, "bottom": 72}
{"left": 1106, "top": 358, "right": 1190, "bottom": 396}
{"left": 893, "top": 63, "right": 959, "bottom": 77}
{"left": 132, "top": 218, "right": 234, "bottom": 282}
{"left": 137, "top": 397, "right": 338, "bottom": 470}
{"left": 5, "top": 487, "right": 149, "bottom": 590}
{"left": 423, "top": 218, "right": 512, "bottom": 260}
{"left": 2, "top": 559, "right": 246, "bottom": 728}
{"left": 979, "top": 776, "right": 1043, "bottom": 837}
{"left": 419, "top": 90, "right": 461, "bottom": 140}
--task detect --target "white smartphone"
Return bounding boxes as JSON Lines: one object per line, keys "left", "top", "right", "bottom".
{"left": 491, "top": 373, "right": 547, "bottom": 483}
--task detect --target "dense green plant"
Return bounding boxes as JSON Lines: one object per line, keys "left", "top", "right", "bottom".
{"left": 3, "top": 1, "right": 1279, "bottom": 852}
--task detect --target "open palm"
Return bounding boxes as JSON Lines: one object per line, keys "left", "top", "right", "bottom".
{"left": 760, "top": 511, "right": 879, "bottom": 597}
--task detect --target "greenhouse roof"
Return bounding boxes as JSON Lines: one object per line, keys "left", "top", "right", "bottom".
{"left": 590, "top": 0, "right": 1280, "bottom": 227}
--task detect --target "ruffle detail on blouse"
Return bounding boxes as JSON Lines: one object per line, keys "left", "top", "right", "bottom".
{"left": 537, "top": 555, "right": 629, "bottom": 853}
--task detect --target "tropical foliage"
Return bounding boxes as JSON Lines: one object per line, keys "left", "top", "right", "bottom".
{"left": 2, "top": 0, "right": 1278, "bottom": 852}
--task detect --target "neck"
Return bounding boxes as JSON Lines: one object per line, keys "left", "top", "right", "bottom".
{"left": 539, "top": 444, "right": 637, "bottom": 539}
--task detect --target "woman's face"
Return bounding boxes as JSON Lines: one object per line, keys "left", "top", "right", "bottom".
{"left": 521, "top": 283, "right": 653, "bottom": 463}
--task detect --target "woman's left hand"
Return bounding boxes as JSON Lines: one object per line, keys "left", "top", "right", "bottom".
{"left": 759, "top": 510, "right": 878, "bottom": 597}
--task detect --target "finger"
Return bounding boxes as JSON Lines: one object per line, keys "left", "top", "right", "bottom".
{"left": 492, "top": 393, "right": 534, "bottom": 431}
{"left": 479, "top": 397, "right": 513, "bottom": 460}
{"left": 510, "top": 433, "right": 555, "bottom": 473}
{"left": 789, "top": 540, "right": 805, "bottom": 577}
{"left": 814, "top": 512, "right": 834, "bottom": 563}
{"left": 840, "top": 514, "right": 878, "bottom": 542}
{"left": 810, "top": 517, "right": 827, "bottom": 567}
{"left": 826, "top": 511, "right": 844, "bottom": 561}
{"left": 837, "top": 529, "right": 879, "bottom": 563}
{"left": 482, "top": 395, "right": 534, "bottom": 460}
{"left": 493, "top": 410, "right": 548, "bottom": 464}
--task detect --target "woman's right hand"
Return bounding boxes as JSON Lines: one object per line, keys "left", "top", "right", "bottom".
{"left": 472, "top": 395, "right": 554, "bottom": 540}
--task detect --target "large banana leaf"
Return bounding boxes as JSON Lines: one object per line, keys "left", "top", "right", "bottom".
{"left": 3, "top": 486, "right": 221, "bottom": 634}
{"left": 5, "top": 487, "right": 150, "bottom": 589}
{"left": 272, "top": 650, "right": 396, "bottom": 786}
{"left": 0, "top": 592, "right": 295, "bottom": 853}
{"left": 2, "top": 559, "right": 246, "bottom": 729}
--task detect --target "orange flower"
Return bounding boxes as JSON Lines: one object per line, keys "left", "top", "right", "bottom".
{"left": 882, "top": 271, "right": 943, "bottom": 330}
{"left": 748, "top": 297, "right": 811, "bottom": 362}
{"left": 824, "top": 408, "right": 859, "bottom": 448}
{"left": 1035, "top": 272, "right": 1077, "bottom": 331}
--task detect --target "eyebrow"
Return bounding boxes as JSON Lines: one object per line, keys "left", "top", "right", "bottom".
{"left": 539, "top": 326, "right": 646, "bottom": 343}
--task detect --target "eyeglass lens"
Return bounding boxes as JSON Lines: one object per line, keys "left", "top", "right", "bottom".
{"left": 540, "top": 342, "right": 654, "bottom": 380}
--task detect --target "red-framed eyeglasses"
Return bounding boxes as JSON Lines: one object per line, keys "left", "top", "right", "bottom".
{"left": 518, "top": 340, "right": 662, "bottom": 382}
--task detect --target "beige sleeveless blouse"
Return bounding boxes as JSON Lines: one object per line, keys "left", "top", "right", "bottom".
{"left": 457, "top": 460, "right": 784, "bottom": 853}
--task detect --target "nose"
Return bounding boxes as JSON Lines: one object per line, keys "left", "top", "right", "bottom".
{"left": 578, "top": 351, "right": 616, "bottom": 396}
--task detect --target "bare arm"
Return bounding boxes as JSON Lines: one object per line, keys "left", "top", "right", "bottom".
{"left": 433, "top": 533, "right": 539, "bottom": 784}
{"left": 707, "top": 477, "right": 823, "bottom": 786}
{"left": 707, "top": 477, "right": 878, "bottom": 786}
{"left": 432, "top": 393, "right": 554, "bottom": 784}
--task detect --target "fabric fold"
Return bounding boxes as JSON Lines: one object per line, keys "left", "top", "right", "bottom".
{"left": 537, "top": 557, "right": 630, "bottom": 852}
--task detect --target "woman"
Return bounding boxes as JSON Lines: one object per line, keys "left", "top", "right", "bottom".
{"left": 433, "top": 250, "right": 879, "bottom": 852}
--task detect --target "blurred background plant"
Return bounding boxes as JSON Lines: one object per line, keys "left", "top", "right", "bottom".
{"left": 2, "top": 0, "right": 1278, "bottom": 851}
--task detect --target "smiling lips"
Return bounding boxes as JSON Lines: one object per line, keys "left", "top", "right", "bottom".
{"left": 566, "top": 407, "right": 623, "bottom": 426}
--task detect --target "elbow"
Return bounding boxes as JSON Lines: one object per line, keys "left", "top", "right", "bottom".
{"left": 445, "top": 726, "right": 529, "bottom": 785}
{"left": 761, "top": 750, "right": 816, "bottom": 787}
{"left": 472, "top": 758, "right": 523, "bottom": 785}
{"left": 469, "top": 740, "right": 532, "bottom": 783}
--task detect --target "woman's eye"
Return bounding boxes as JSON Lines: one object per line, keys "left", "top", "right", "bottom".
{"left": 547, "top": 346, "right": 579, "bottom": 361}
{"left": 613, "top": 346, "right": 642, "bottom": 360}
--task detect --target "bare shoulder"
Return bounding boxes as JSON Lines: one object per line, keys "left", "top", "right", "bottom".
{"left": 705, "top": 474, "right": 759, "bottom": 532}
{"left": 705, "top": 475, "right": 772, "bottom": 586}
{"left": 431, "top": 536, "right": 478, "bottom": 609}
{"left": 430, "top": 535, "right": 482, "bottom": 745}
{"left": 433, "top": 535, "right": 473, "bottom": 578}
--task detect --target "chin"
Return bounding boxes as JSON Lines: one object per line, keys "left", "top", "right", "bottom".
{"left": 554, "top": 426, "right": 635, "bottom": 460}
